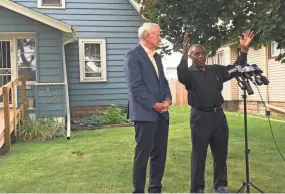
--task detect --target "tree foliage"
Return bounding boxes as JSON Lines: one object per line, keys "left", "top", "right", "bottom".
{"left": 136, "top": 0, "right": 285, "bottom": 62}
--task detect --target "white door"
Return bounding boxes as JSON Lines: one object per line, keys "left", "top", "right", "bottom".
{"left": 0, "top": 39, "right": 16, "bottom": 107}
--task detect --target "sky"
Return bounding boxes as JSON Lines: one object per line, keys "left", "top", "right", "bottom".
{"left": 161, "top": 52, "right": 182, "bottom": 68}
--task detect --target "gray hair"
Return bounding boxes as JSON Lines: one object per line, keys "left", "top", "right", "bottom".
{"left": 189, "top": 44, "right": 207, "bottom": 55}
{"left": 138, "top": 22, "right": 160, "bottom": 39}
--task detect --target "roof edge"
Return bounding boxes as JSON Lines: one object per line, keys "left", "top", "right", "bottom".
{"left": 128, "top": 0, "right": 140, "bottom": 14}
{"left": 0, "top": 0, "right": 73, "bottom": 33}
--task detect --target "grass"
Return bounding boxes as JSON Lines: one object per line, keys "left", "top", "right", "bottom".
{"left": 0, "top": 106, "right": 284, "bottom": 193}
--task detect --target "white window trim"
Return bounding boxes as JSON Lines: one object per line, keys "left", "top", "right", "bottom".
{"left": 270, "top": 41, "right": 285, "bottom": 58}
{"left": 79, "top": 38, "right": 107, "bottom": 83}
{"left": 217, "top": 52, "right": 225, "bottom": 65}
{"left": 37, "top": 0, "right": 66, "bottom": 9}
{"left": 15, "top": 36, "right": 37, "bottom": 86}
{"left": 271, "top": 42, "right": 279, "bottom": 57}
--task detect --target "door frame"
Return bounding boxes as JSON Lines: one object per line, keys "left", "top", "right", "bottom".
{"left": 0, "top": 37, "right": 17, "bottom": 107}
{"left": 0, "top": 32, "right": 36, "bottom": 109}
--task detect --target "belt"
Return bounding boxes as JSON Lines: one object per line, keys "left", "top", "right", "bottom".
{"left": 192, "top": 107, "right": 222, "bottom": 112}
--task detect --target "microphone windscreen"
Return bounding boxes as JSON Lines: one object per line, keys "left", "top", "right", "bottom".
{"left": 261, "top": 75, "right": 269, "bottom": 85}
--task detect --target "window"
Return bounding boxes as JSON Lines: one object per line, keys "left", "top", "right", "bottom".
{"left": 207, "top": 52, "right": 224, "bottom": 65}
{"left": 17, "top": 38, "right": 36, "bottom": 83}
{"left": 37, "top": 0, "right": 65, "bottom": 8}
{"left": 270, "top": 42, "right": 284, "bottom": 58}
{"left": 79, "top": 39, "right": 107, "bottom": 82}
{"left": 207, "top": 55, "right": 217, "bottom": 65}
{"left": 206, "top": 57, "right": 213, "bottom": 65}
{"left": 218, "top": 53, "right": 224, "bottom": 65}
{"left": 212, "top": 55, "right": 217, "bottom": 64}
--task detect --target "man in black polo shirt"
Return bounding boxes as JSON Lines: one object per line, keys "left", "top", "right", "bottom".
{"left": 177, "top": 30, "right": 254, "bottom": 193}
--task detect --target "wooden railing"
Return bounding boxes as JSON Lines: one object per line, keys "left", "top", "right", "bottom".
{"left": 0, "top": 76, "right": 27, "bottom": 151}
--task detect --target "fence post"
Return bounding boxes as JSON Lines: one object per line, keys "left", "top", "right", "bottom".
{"left": 21, "top": 76, "right": 27, "bottom": 119}
{"left": 3, "top": 87, "right": 11, "bottom": 150}
{"left": 12, "top": 82, "right": 17, "bottom": 138}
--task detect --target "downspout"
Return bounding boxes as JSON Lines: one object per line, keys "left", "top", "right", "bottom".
{"left": 264, "top": 46, "right": 269, "bottom": 109}
{"left": 228, "top": 46, "right": 233, "bottom": 101}
{"left": 62, "top": 27, "right": 77, "bottom": 140}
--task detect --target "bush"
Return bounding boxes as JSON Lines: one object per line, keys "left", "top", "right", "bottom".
{"left": 99, "top": 104, "right": 129, "bottom": 125}
{"left": 73, "top": 116, "right": 101, "bottom": 127}
{"left": 20, "top": 116, "right": 65, "bottom": 141}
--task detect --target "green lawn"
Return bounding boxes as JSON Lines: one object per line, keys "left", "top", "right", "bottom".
{"left": 0, "top": 106, "right": 284, "bottom": 193}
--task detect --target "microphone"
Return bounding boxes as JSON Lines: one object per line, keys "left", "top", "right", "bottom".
{"left": 261, "top": 75, "right": 269, "bottom": 85}
{"left": 229, "top": 63, "right": 269, "bottom": 96}
{"left": 241, "top": 64, "right": 269, "bottom": 86}
{"left": 227, "top": 64, "right": 243, "bottom": 75}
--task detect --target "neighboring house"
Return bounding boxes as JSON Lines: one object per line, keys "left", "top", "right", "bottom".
{"left": 0, "top": 0, "right": 142, "bottom": 137}
{"left": 167, "top": 42, "right": 285, "bottom": 116}
{"left": 206, "top": 42, "right": 285, "bottom": 116}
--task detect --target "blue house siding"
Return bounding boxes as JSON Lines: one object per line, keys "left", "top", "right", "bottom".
{"left": 37, "top": 85, "right": 65, "bottom": 117}
{"left": 0, "top": 6, "right": 65, "bottom": 117}
{"left": 12, "top": 0, "right": 143, "bottom": 107}
{"left": 66, "top": 42, "right": 133, "bottom": 106}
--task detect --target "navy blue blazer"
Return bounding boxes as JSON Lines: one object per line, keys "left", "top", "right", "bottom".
{"left": 123, "top": 44, "right": 172, "bottom": 122}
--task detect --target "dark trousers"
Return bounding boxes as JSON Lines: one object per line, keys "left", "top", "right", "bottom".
{"left": 190, "top": 108, "right": 229, "bottom": 192}
{"left": 133, "top": 114, "right": 169, "bottom": 193}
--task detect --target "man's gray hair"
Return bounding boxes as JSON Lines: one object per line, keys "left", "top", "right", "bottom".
{"left": 138, "top": 22, "right": 160, "bottom": 39}
{"left": 189, "top": 44, "right": 207, "bottom": 55}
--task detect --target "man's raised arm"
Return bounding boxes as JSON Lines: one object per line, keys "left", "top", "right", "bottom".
{"left": 221, "top": 29, "right": 255, "bottom": 82}
{"left": 177, "top": 32, "right": 192, "bottom": 87}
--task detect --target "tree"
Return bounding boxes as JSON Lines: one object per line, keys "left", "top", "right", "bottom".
{"left": 136, "top": 0, "right": 285, "bottom": 63}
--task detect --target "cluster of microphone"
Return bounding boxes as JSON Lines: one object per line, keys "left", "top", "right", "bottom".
{"left": 227, "top": 63, "right": 269, "bottom": 95}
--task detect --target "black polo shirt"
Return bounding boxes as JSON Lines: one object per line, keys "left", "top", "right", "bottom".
{"left": 177, "top": 52, "right": 247, "bottom": 109}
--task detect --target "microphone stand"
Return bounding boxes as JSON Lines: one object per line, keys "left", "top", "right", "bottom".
{"left": 236, "top": 76, "right": 264, "bottom": 193}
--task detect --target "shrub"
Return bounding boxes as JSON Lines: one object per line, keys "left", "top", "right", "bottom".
{"left": 99, "top": 104, "right": 129, "bottom": 125}
{"left": 20, "top": 116, "right": 65, "bottom": 141}
{"left": 73, "top": 116, "right": 101, "bottom": 127}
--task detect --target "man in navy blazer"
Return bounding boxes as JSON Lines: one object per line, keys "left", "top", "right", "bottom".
{"left": 123, "top": 22, "right": 172, "bottom": 193}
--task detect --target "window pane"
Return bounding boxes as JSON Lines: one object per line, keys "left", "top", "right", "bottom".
{"left": 17, "top": 39, "right": 36, "bottom": 82}
{"left": 85, "top": 73, "right": 102, "bottom": 78}
{"left": 213, "top": 55, "right": 217, "bottom": 64}
{"left": 271, "top": 42, "right": 279, "bottom": 57}
{"left": 85, "top": 61, "right": 102, "bottom": 78}
{"left": 42, "top": 0, "right": 61, "bottom": 5}
{"left": 218, "top": 53, "right": 224, "bottom": 65}
{"left": 206, "top": 57, "right": 212, "bottom": 65}
{"left": 84, "top": 43, "right": 101, "bottom": 61}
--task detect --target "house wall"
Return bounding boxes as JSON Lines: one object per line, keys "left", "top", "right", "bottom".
{"left": 218, "top": 46, "right": 231, "bottom": 101}
{"left": 238, "top": 47, "right": 267, "bottom": 101}
{"left": 232, "top": 46, "right": 285, "bottom": 116}
{"left": 13, "top": 0, "right": 143, "bottom": 117}
{"left": 0, "top": 6, "right": 65, "bottom": 117}
{"left": 230, "top": 46, "right": 240, "bottom": 100}
{"left": 268, "top": 57, "right": 285, "bottom": 102}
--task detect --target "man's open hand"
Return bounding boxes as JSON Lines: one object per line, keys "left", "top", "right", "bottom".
{"left": 239, "top": 29, "right": 254, "bottom": 52}
{"left": 183, "top": 32, "right": 190, "bottom": 60}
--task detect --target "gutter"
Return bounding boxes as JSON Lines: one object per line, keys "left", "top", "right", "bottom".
{"left": 62, "top": 26, "right": 77, "bottom": 140}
